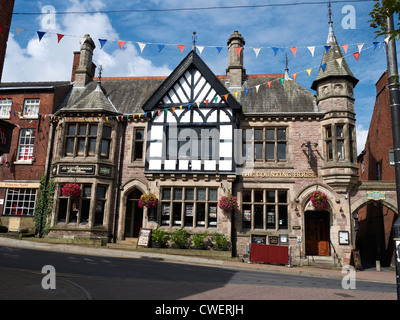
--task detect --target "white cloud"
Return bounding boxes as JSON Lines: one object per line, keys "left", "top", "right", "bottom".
{"left": 2, "top": 0, "right": 171, "bottom": 82}
{"left": 356, "top": 124, "right": 368, "bottom": 156}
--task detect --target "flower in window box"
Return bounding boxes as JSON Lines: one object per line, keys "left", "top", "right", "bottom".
{"left": 61, "top": 183, "right": 81, "bottom": 198}
{"left": 218, "top": 194, "right": 238, "bottom": 212}
{"left": 310, "top": 191, "right": 329, "bottom": 210}
{"left": 138, "top": 193, "right": 158, "bottom": 209}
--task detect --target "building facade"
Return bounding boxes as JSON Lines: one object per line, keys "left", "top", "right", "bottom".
{"left": 42, "top": 20, "right": 367, "bottom": 266}
{"left": 0, "top": 0, "right": 15, "bottom": 83}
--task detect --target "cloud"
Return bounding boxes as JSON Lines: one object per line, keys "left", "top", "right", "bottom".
{"left": 2, "top": 0, "right": 171, "bottom": 82}
{"left": 356, "top": 124, "right": 369, "bottom": 155}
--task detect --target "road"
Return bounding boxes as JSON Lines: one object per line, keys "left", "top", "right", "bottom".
{"left": 0, "top": 244, "right": 396, "bottom": 303}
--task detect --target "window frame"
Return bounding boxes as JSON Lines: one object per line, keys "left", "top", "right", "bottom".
{"left": 160, "top": 186, "right": 218, "bottom": 228}
{"left": 241, "top": 189, "right": 288, "bottom": 231}
{"left": 23, "top": 99, "right": 40, "bottom": 118}
{"left": 132, "top": 127, "right": 145, "bottom": 162}
{"left": 16, "top": 128, "right": 35, "bottom": 162}
{"left": 0, "top": 99, "right": 12, "bottom": 119}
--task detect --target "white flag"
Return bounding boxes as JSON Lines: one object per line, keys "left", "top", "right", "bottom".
{"left": 137, "top": 42, "right": 146, "bottom": 53}
{"left": 307, "top": 46, "right": 315, "bottom": 57}
{"left": 357, "top": 43, "right": 364, "bottom": 53}
{"left": 197, "top": 46, "right": 205, "bottom": 54}
{"left": 253, "top": 47, "right": 261, "bottom": 58}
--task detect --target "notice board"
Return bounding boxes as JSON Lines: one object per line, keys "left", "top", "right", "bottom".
{"left": 137, "top": 228, "right": 152, "bottom": 248}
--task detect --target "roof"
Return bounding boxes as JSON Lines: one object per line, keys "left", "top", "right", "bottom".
{"left": 0, "top": 81, "right": 71, "bottom": 91}
{"left": 311, "top": 21, "right": 358, "bottom": 90}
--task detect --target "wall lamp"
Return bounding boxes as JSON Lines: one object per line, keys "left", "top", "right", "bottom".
{"left": 301, "top": 141, "right": 318, "bottom": 163}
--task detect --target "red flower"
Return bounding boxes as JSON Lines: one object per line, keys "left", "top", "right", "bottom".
{"left": 139, "top": 194, "right": 158, "bottom": 209}
{"left": 218, "top": 194, "right": 238, "bottom": 211}
{"left": 310, "top": 191, "right": 329, "bottom": 210}
{"left": 61, "top": 183, "right": 81, "bottom": 198}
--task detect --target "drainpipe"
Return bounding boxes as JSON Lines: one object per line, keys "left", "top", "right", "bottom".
{"left": 112, "top": 118, "right": 126, "bottom": 243}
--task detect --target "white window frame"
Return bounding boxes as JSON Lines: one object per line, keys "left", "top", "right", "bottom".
{"left": 0, "top": 99, "right": 12, "bottom": 119}
{"left": 16, "top": 129, "right": 35, "bottom": 162}
{"left": 23, "top": 99, "right": 40, "bottom": 118}
{"left": 3, "top": 188, "right": 38, "bottom": 216}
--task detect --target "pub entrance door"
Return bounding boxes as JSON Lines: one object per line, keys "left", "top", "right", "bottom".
{"left": 125, "top": 188, "right": 143, "bottom": 238}
{"left": 305, "top": 211, "right": 330, "bottom": 256}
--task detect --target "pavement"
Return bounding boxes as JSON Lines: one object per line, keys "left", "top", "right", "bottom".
{"left": 0, "top": 236, "right": 397, "bottom": 300}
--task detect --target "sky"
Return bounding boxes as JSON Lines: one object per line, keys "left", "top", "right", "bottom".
{"left": 3, "top": 0, "right": 400, "bottom": 155}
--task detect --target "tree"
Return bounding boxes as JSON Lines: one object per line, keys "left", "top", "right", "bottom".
{"left": 369, "top": 0, "right": 400, "bottom": 40}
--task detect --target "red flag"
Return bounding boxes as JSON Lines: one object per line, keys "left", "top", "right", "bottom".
{"left": 205, "top": 100, "right": 209, "bottom": 107}
{"left": 177, "top": 45, "right": 185, "bottom": 53}
{"left": 234, "top": 47, "right": 242, "bottom": 57}
{"left": 57, "top": 33, "right": 64, "bottom": 43}
{"left": 341, "top": 44, "right": 348, "bottom": 54}
{"left": 290, "top": 47, "right": 297, "bottom": 58}
{"left": 118, "top": 40, "right": 126, "bottom": 50}
{"left": 353, "top": 52, "right": 360, "bottom": 61}
{"left": 267, "top": 81, "right": 272, "bottom": 89}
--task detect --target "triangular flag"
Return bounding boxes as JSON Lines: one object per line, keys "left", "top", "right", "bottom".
{"left": 353, "top": 52, "right": 360, "bottom": 61}
{"left": 57, "top": 33, "right": 64, "bottom": 43}
{"left": 320, "top": 63, "right": 327, "bottom": 72}
{"left": 188, "top": 104, "right": 191, "bottom": 110}
{"left": 216, "top": 47, "right": 223, "bottom": 53}
{"left": 205, "top": 100, "right": 209, "bottom": 107}
{"left": 255, "top": 85, "right": 260, "bottom": 93}
{"left": 357, "top": 43, "right": 364, "bottom": 53}
{"left": 0, "top": 26, "right": 4, "bottom": 35}
{"left": 137, "top": 42, "right": 146, "bottom": 53}
{"left": 279, "top": 78, "right": 285, "bottom": 85}
{"left": 158, "top": 110, "right": 161, "bottom": 116}
{"left": 245, "top": 88, "right": 249, "bottom": 96}
{"left": 385, "top": 36, "right": 390, "bottom": 44}
{"left": 196, "top": 102, "right": 200, "bottom": 108}
{"left": 234, "top": 47, "right": 242, "bottom": 57}
{"left": 16, "top": 28, "right": 24, "bottom": 36}
{"left": 292, "top": 73, "right": 298, "bottom": 82}
{"left": 99, "top": 39, "right": 107, "bottom": 49}
{"left": 307, "top": 46, "right": 315, "bottom": 57}
{"left": 272, "top": 47, "right": 279, "bottom": 56}
{"left": 117, "top": 40, "right": 126, "bottom": 50}
{"left": 324, "top": 45, "right": 331, "bottom": 53}
{"left": 290, "top": 47, "right": 297, "bottom": 58}
{"left": 336, "top": 57, "right": 343, "bottom": 67}
{"left": 177, "top": 45, "right": 185, "bottom": 53}
{"left": 234, "top": 92, "right": 239, "bottom": 99}
{"left": 172, "top": 107, "right": 175, "bottom": 113}
{"left": 267, "top": 81, "right": 272, "bottom": 89}
{"left": 306, "top": 68, "right": 312, "bottom": 76}
{"left": 224, "top": 94, "right": 229, "bottom": 101}
{"left": 158, "top": 44, "right": 165, "bottom": 52}
{"left": 253, "top": 47, "right": 261, "bottom": 58}
{"left": 341, "top": 44, "right": 348, "bottom": 54}
{"left": 373, "top": 42, "right": 380, "bottom": 50}
{"left": 197, "top": 46, "right": 204, "bottom": 54}
{"left": 179, "top": 105, "right": 182, "bottom": 110}
{"left": 37, "top": 31, "right": 46, "bottom": 42}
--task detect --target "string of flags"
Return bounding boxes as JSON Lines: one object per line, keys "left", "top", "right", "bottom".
{"left": 0, "top": 24, "right": 392, "bottom": 59}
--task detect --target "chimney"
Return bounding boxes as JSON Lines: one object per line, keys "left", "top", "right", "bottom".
{"left": 73, "top": 34, "right": 96, "bottom": 87}
{"left": 226, "top": 30, "right": 246, "bottom": 88}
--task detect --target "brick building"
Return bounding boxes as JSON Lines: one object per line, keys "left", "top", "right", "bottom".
{"left": 357, "top": 71, "right": 398, "bottom": 267}
{"left": 45, "top": 19, "right": 367, "bottom": 266}
{"left": 0, "top": 0, "right": 15, "bottom": 82}
{"left": 0, "top": 81, "right": 71, "bottom": 232}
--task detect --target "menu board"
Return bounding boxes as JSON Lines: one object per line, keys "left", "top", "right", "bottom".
{"left": 137, "top": 228, "right": 152, "bottom": 248}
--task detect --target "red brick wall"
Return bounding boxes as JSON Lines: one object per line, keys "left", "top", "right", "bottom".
{"left": 359, "top": 71, "right": 395, "bottom": 181}
{"left": 0, "top": 0, "right": 15, "bottom": 82}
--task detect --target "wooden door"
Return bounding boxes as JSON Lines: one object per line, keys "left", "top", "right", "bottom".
{"left": 306, "top": 213, "right": 329, "bottom": 256}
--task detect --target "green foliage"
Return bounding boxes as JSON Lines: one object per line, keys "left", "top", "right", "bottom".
{"left": 211, "top": 232, "right": 229, "bottom": 250}
{"left": 369, "top": 0, "right": 400, "bottom": 40}
{"left": 151, "top": 226, "right": 168, "bottom": 245}
{"left": 192, "top": 231, "right": 209, "bottom": 248}
{"left": 170, "top": 227, "right": 191, "bottom": 248}
{"left": 34, "top": 175, "right": 56, "bottom": 237}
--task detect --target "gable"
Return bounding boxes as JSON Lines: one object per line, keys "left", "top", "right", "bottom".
{"left": 142, "top": 50, "right": 241, "bottom": 111}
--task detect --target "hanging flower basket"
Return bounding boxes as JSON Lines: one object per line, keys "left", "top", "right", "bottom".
{"left": 310, "top": 191, "right": 329, "bottom": 210}
{"left": 61, "top": 183, "right": 81, "bottom": 198}
{"left": 138, "top": 193, "right": 158, "bottom": 209}
{"left": 218, "top": 194, "right": 238, "bottom": 212}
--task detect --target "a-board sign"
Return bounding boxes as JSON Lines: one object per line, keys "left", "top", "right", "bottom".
{"left": 137, "top": 228, "right": 152, "bottom": 248}
{"left": 8, "top": 217, "right": 21, "bottom": 233}
{"left": 350, "top": 249, "right": 363, "bottom": 271}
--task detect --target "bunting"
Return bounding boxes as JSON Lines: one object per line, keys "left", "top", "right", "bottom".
{"left": 99, "top": 39, "right": 107, "bottom": 49}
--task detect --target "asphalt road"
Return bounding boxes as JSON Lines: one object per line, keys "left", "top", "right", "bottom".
{"left": 0, "top": 244, "right": 396, "bottom": 303}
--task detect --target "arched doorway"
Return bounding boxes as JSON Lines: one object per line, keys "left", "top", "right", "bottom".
{"left": 355, "top": 201, "right": 398, "bottom": 267}
{"left": 124, "top": 188, "right": 143, "bottom": 238}
{"left": 305, "top": 211, "right": 330, "bottom": 256}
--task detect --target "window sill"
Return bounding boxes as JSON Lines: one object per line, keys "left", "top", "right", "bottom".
{"left": 0, "top": 115, "right": 11, "bottom": 120}
{"left": 19, "top": 115, "right": 39, "bottom": 120}
{"left": 13, "top": 160, "right": 34, "bottom": 165}
{"left": 128, "top": 161, "right": 145, "bottom": 168}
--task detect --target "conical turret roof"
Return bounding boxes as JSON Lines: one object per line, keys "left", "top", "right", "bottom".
{"left": 311, "top": 21, "right": 358, "bottom": 90}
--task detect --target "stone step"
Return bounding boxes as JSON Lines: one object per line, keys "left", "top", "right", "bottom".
{"left": 300, "top": 255, "right": 342, "bottom": 268}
